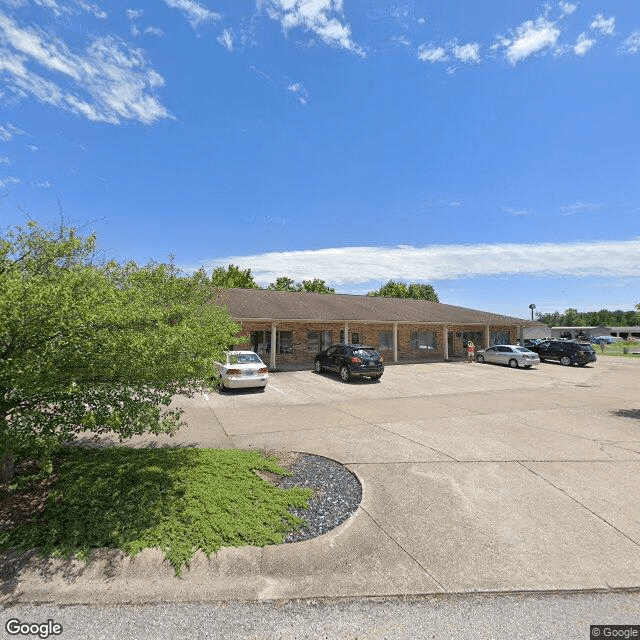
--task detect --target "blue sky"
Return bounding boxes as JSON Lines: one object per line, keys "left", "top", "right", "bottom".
{"left": 1, "top": 0, "right": 639, "bottom": 319}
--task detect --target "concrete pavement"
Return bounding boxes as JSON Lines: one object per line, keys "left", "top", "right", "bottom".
{"left": 2, "top": 356, "right": 640, "bottom": 604}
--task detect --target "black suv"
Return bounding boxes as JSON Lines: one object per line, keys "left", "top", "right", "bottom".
{"left": 314, "top": 345, "right": 384, "bottom": 381}
{"left": 527, "top": 340, "right": 597, "bottom": 366}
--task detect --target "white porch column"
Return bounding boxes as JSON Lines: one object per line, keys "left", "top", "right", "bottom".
{"left": 344, "top": 321, "right": 349, "bottom": 344}
{"left": 270, "top": 324, "right": 277, "bottom": 371}
{"left": 443, "top": 325, "right": 448, "bottom": 361}
{"left": 393, "top": 322, "right": 398, "bottom": 363}
{"left": 485, "top": 324, "right": 491, "bottom": 348}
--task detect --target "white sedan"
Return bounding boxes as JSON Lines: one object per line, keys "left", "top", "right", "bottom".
{"left": 216, "top": 351, "right": 269, "bottom": 391}
{"left": 475, "top": 345, "right": 540, "bottom": 368}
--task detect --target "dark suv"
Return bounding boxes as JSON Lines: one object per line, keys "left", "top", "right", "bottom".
{"left": 314, "top": 345, "right": 384, "bottom": 381}
{"left": 528, "top": 340, "right": 597, "bottom": 366}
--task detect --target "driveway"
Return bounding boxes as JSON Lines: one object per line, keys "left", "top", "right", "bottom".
{"left": 4, "top": 356, "right": 640, "bottom": 604}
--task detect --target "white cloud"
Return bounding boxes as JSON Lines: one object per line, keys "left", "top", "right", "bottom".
{"left": 590, "top": 14, "right": 615, "bottom": 36}
{"left": 36, "top": 180, "right": 51, "bottom": 187}
{"left": 163, "top": 0, "right": 220, "bottom": 29}
{"left": 416, "top": 17, "right": 426, "bottom": 26}
{"left": 574, "top": 32, "right": 595, "bottom": 56}
{"left": 26, "top": 144, "right": 38, "bottom": 151}
{"left": 145, "top": 26, "right": 164, "bottom": 37}
{"left": 498, "top": 16, "right": 561, "bottom": 65}
{"left": 560, "top": 201, "right": 600, "bottom": 215}
{"left": 452, "top": 42, "right": 480, "bottom": 64}
{"left": 126, "top": 8, "right": 143, "bottom": 20}
{"left": 77, "top": 0, "right": 107, "bottom": 20}
{"left": 217, "top": 28, "right": 234, "bottom": 51}
{"left": 417, "top": 44, "right": 448, "bottom": 63}
{"left": 193, "top": 240, "right": 640, "bottom": 284}
{"left": 261, "top": 0, "right": 365, "bottom": 57}
{"left": 392, "top": 35, "right": 411, "bottom": 48}
{"left": 559, "top": 1, "right": 577, "bottom": 17}
{"left": 0, "top": 12, "right": 171, "bottom": 125}
{"left": 620, "top": 31, "right": 640, "bottom": 54}
{"left": 502, "top": 207, "right": 532, "bottom": 216}
{"left": 0, "top": 123, "right": 25, "bottom": 141}
{"left": 287, "top": 82, "right": 309, "bottom": 105}
{"left": 0, "top": 175, "right": 20, "bottom": 187}
{"left": 0, "top": 155, "right": 11, "bottom": 164}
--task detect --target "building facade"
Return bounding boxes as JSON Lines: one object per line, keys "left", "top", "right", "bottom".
{"left": 216, "top": 289, "right": 543, "bottom": 369}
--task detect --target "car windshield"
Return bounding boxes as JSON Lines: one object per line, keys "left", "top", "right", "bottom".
{"left": 353, "top": 349, "right": 380, "bottom": 360}
{"left": 228, "top": 353, "right": 262, "bottom": 364}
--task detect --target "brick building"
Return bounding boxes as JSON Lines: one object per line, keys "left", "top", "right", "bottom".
{"left": 215, "top": 288, "right": 542, "bottom": 370}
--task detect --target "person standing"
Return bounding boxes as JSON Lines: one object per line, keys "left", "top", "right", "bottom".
{"left": 467, "top": 340, "right": 475, "bottom": 363}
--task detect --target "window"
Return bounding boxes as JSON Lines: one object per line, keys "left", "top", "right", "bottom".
{"left": 250, "top": 330, "right": 268, "bottom": 356}
{"left": 339, "top": 330, "right": 360, "bottom": 344}
{"left": 278, "top": 331, "right": 293, "bottom": 354}
{"left": 490, "top": 331, "right": 510, "bottom": 345}
{"left": 320, "top": 330, "right": 332, "bottom": 349}
{"left": 411, "top": 331, "right": 436, "bottom": 350}
{"left": 379, "top": 331, "right": 394, "bottom": 350}
{"left": 307, "top": 330, "right": 320, "bottom": 352}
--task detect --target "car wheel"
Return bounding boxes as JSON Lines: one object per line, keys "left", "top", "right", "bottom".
{"left": 560, "top": 356, "right": 572, "bottom": 366}
{"left": 218, "top": 379, "right": 226, "bottom": 392}
{"left": 314, "top": 360, "right": 323, "bottom": 373}
{"left": 539, "top": 357, "right": 545, "bottom": 362}
{"left": 476, "top": 355, "right": 484, "bottom": 363}
{"left": 340, "top": 365, "right": 351, "bottom": 382}
{"left": 509, "top": 358, "right": 518, "bottom": 368}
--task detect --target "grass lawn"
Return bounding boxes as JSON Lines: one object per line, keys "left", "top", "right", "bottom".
{"left": 597, "top": 341, "right": 640, "bottom": 359}
{"left": 0, "top": 447, "right": 312, "bottom": 576}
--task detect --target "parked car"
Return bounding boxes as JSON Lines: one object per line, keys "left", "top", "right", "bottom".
{"left": 592, "top": 336, "right": 614, "bottom": 344}
{"left": 523, "top": 338, "right": 543, "bottom": 348}
{"left": 216, "top": 351, "right": 269, "bottom": 390}
{"left": 314, "top": 344, "right": 384, "bottom": 381}
{"left": 527, "top": 340, "right": 597, "bottom": 366}
{"left": 475, "top": 345, "right": 540, "bottom": 368}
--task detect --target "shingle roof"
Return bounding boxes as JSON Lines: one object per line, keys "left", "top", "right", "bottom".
{"left": 215, "top": 288, "right": 541, "bottom": 326}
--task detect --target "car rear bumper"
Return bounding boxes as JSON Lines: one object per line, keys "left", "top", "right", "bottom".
{"left": 222, "top": 376, "right": 268, "bottom": 389}
{"left": 349, "top": 366, "right": 384, "bottom": 377}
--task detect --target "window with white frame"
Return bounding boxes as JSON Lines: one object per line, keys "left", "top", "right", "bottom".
{"left": 411, "top": 331, "right": 437, "bottom": 350}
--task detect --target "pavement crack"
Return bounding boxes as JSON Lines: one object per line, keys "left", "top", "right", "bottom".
{"left": 333, "top": 407, "right": 459, "bottom": 462}
{"left": 518, "top": 462, "right": 640, "bottom": 549}
{"left": 358, "top": 504, "right": 448, "bottom": 593}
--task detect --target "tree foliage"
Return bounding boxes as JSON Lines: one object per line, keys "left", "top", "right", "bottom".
{"left": 0, "top": 220, "right": 240, "bottom": 480}
{"left": 536, "top": 307, "right": 640, "bottom": 327}
{"left": 210, "top": 264, "right": 260, "bottom": 289}
{"left": 267, "top": 276, "right": 335, "bottom": 294}
{"left": 367, "top": 280, "right": 439, "bottom": 302}
{"left": 266, "top": 276, "right": 297, "bottom": 291}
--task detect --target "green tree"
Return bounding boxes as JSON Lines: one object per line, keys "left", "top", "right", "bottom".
{"left": 0, "top": 220, "right": 240, "bottom": 481}
{"left": 296, "top": 278, "right": 336, "bottom": 294}
{"left": 210, "top": 264, "right": 260, "bottom": 289}
{"left": 266, "top": 277, "right": 335, "bottom": 293}
{"left": 367, "top": 280, "right": 439, "bottom": 302}
{"left": 267, "top": 276, "right": 297, "bottom": 291}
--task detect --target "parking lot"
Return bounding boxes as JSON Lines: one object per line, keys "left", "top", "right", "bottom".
{"left": 9, "top": 356, "right": 640, "bottom": 603}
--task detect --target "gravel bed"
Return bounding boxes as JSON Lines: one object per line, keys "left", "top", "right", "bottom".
{"left": 276, "top": 453, "right": 362, "bottom": 543}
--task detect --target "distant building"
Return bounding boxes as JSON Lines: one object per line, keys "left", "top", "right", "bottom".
{"left": 550, "top": 325, "right": 640, "bottom": 340}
